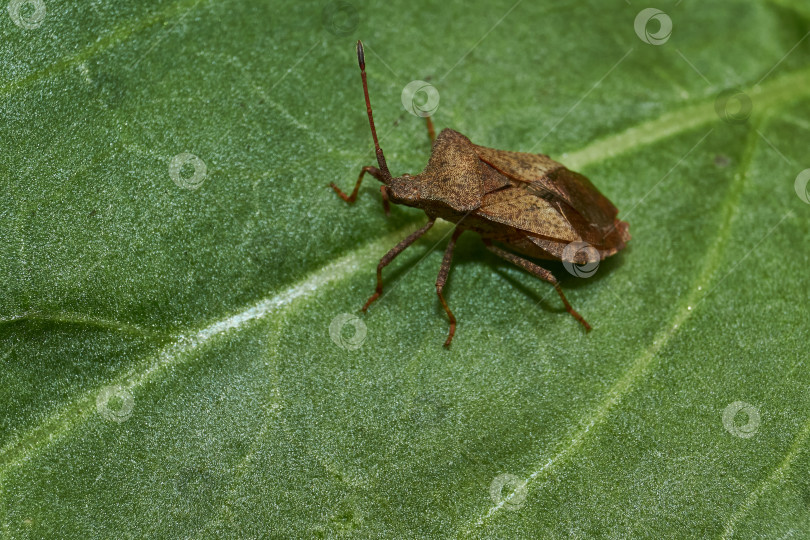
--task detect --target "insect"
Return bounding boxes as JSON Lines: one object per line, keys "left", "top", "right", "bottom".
{"left": 331, "top": 40, "right": 630, "bottom": 347}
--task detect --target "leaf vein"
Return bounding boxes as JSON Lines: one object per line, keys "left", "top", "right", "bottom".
{"left": 467, "top": 119, "right": 765, "bottom": 533}
{"left": 0, "top": 312, "right": 163, "bottom": 338}
{"left": 0, "top": 0, "right": 207, "bottom": 98}
{"left": 0, "top": 223, "right": 417, "bottom": 476}
{"left": 719, "top": 413, "right": 810, "bottom": 539}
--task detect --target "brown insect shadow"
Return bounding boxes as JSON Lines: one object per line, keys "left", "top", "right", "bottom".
{"left": 361, "top": 232, "right": 625, "bottom": 333}
{"left": 332, "top": 40, "right": 631, "bottom": 346}
{"left": 437, "top": 236, "right": 628, "bottom": 322}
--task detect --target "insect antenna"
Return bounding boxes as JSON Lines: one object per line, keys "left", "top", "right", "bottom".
{"left": 357, "top": 40, "right": 392, "bottom": 183}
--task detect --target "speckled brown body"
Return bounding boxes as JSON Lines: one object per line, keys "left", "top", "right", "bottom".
{"left": 331, "top": 41, "right": 630, "bottom": 347}
{"left": 388, "top": 128, "right": 630, "bottom": 263}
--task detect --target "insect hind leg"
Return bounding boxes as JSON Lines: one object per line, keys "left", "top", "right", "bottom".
{"left": 483, "top": 240, "right": 591, "bottom": 331}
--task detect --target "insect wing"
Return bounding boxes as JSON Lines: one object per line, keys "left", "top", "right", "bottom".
{"left": 473, "top": 145, "right": 628, "bottom": 249}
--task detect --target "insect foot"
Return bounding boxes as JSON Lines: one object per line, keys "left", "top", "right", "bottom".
{"left": 332, "top": 41, "right": 629, "bottom": 346}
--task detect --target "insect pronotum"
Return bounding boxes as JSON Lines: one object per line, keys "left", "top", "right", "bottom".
{"left": 331, "top": 41, "right": 630, "bottom": 347}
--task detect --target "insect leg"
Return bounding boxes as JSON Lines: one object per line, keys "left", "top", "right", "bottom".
{"left": 425, "top": 116, "right": 436, "bottom": 144}
{"left": 380, "top": 185, "right": 391, "bottom": 216}
{"left": 436, "top": 228, "right": 464, "bottom": 347}
{"left": 483, "top": 241, "right": 592, "bottom": 331}
{"left": 330, "top": 165, "right": 384, "bottom": 204}
{"left": 362, "top": 218, "right": 437, "bottom": 311}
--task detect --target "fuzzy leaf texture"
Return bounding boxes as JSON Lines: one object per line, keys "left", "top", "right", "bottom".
{"left": 2, "top": 0, "right": 810, "bottom": 537}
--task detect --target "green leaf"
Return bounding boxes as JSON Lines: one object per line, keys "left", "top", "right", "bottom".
{"left": 2, "top": 0, "right": 810, "bottom": 536}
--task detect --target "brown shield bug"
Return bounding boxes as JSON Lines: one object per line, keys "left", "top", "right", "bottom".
{"left": 331, "top": 40, "right": 630, "bottom": 347}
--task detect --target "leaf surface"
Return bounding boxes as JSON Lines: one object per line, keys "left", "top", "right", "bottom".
{"left": 2, "top": 0, "right": 810, "bottom": 537}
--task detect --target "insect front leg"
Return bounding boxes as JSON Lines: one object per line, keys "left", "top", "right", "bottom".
{"left": 362, "top": 218, "right": 436, "bottom": 312}
{"left": 436, "top": 228, "right": 464, "bottom": 347}
{"left": 483, "top": 241, "right": 592, "bottom": 331}
{"left": 330, "top": 165, "right": 384, "bottom": 204}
